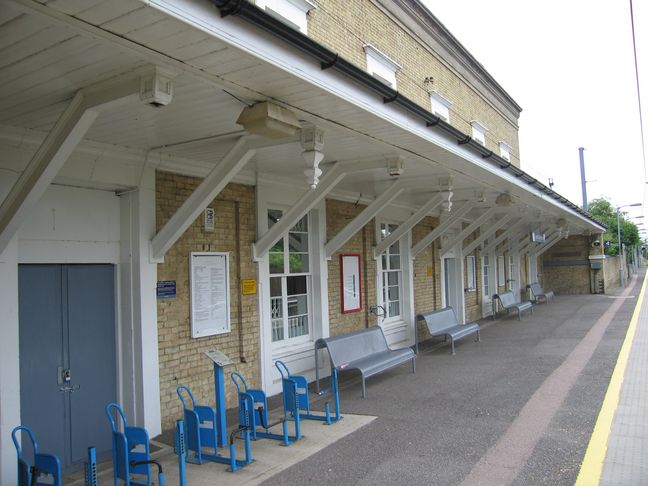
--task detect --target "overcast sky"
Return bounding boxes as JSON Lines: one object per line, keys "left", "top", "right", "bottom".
{"left": 422, "top": 0, "right": 648, "bottom": 225}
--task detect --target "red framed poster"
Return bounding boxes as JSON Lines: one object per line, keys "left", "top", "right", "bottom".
{"left": 340, "top": 253, "right": 362, "bottom": 313}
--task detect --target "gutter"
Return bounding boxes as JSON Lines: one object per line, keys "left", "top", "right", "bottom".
{"left": 209, "top": 0, "right": 605, "bottom": 230}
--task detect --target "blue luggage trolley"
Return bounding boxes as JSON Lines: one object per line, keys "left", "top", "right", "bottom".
{"left": 11, "top": 425, "right": 61, "bottom": 486}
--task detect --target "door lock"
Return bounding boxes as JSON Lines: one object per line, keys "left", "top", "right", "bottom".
{"left": 59, "top": 384, "right": 81, "bottom": 393}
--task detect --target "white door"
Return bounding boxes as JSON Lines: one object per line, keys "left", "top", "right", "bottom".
{"left": 481, "top": 254, "right": 495, "bottom": 317}
{"left": 442, "top": 256, "right": 465, "bottom": 323}
{"left": 508, "top": 254, "right": 521, "bottom": 297}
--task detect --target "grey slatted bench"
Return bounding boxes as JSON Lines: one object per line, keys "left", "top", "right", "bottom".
{"left": 314, "top": 326, "right": 415, "bottom": 398}
{"left": 493, "top": 290, "right": 533, "bottom": 320}
{"left": 415, "top": 307, "right": 480, "bottom": 355}
{"left": 528, "top": 282, "right": 555, "bottom": 304}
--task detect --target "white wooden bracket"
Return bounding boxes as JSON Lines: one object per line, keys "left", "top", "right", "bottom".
{"left": 442, "top": 207, "right": 497, "bottom": 254}
{"left": 325, "top": 179, "right": 405, "bottom": 259}
{"left": 151, "top": 137, "right": 255, "bottom": 261}
{"left": 481, "top": 219, "right": 527, "bottom": 255}
{"left": 536, "top": 232, "right": 563, "bottom": 257}
{"left": 0, "top": 66, "right": 175, "bottom": 255}
{"left": 462, "top": 214, "right": 515, "bottom": 255}
{"left": 411, "top": 201, "right": 476, "bottom": 258}
{"left": 374, "top": 195, "right": 444, "bottom": 258}
{"left": 253, "top": 163, "right": 346, "bottom": 261}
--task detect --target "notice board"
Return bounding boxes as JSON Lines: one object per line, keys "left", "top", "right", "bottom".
{"left": 190, "top": 252, "right": 230, "bottom": 338}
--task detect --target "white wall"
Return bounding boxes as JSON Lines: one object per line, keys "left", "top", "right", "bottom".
{"left": 0, "top": 238, "right": 20, "bottom": 485}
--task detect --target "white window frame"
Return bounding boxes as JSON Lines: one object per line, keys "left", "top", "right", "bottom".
{"left": 377, "top": 221, "right": 403, "bottom": 323}
{"left": 430, "top": 92, "right": 451, "bottom": 123}
{"left": 497, "top": 255, "right": 505, "bottom": 287}
{"left": 466, "top": 255, "right": 476, "bottom": 291}
{"left": 481, "top": 255, "right": 490, "bottom": 298}
{"left": 267, "top": 209, "right": 313, "bottom": 348}
{"left": 255, "top": 0, "right": 316, "bottom": 33}
{"left": 471, "top": 120, "right": 487, "bottom": 146}
{"left": 499, "top": 141, "right": 512, "bottom": 162}
{"left": 364, "top": 44, "right": 401, "bottom": 89}
{"left": 508, "top": 255, "right": 516, "bottom": 291}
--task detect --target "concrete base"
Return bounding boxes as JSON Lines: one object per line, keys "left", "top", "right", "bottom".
{"left": 71, "top": 414, "right": 375, "bottom": 485}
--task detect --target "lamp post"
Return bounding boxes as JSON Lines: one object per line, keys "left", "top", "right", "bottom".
{"left": 617, "top": 203, "right": 642, "bottom": 287}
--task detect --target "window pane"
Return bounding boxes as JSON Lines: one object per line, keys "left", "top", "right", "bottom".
{"left": 269, "top": 252, "right": 284, "bottom": 274}
{"left": 287, "top": 294, "right": 308, "bottom": 316}
{"left": 388, "top": 285, "right": 399, "bottom": 301}
{"left": 291, "top": 215, "right": 308, "bottom": 233}
{"left": 389, "top": 301, "right": 400, "bottom": 317}
{"left": 288, "top": 233, "right": 308, "bottom": 252}
{"left": 389, "top": 240, "right": 400, "bottom": 254}
{"left": 268, "top": 209, "right": 282, "bottom": 228}
{"left": 270, "top": 277, "right": 282, "bottom": 297}
{"left": 270, "top": 238, "right": 284, "bottom": 253}
{"left": 289, "top": 253, "right": 309, "bottom": 273}
{"left": 288, "top": 315, "right": 308, "bottom": 338}
{"left": 287, "top": 275, "right": 307, "bottom": 295}
{"left": 381, "top": 254, "right": 388, "bottom": 269}
{"left": 389, "top": 255, "right": 400, "bottom": 270}
{"left": 387, "top": 271, "right": 399, "bottom": 286}
{"left": 272, "top": 319, "right": 284, "bottom": 342}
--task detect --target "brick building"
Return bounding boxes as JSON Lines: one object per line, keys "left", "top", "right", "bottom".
{"left": 0, "top": 0, "right": 606, "bottom": 480}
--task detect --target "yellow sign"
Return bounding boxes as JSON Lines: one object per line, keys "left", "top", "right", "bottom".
{"left": 241, "top": 279, "right": 257, "bottom": 295}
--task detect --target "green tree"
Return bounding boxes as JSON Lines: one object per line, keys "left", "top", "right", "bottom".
{"left": 588, "top": 198, "right": 641, "bottom": 255}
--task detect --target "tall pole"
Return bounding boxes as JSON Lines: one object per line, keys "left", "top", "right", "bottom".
{"left": 579, "top": 147, "right": 588, "bottom": 211}
{"left": 617, "top": 208, "right": 625, "bottom": 287}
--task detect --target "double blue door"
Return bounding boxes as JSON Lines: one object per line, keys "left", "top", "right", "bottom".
{"left": 19, "top": 264, "right": 117, "bottom": 471}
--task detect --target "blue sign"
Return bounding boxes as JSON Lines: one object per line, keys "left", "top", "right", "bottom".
{"left": 157, "top": 280, "right": 176, "bottom": 299}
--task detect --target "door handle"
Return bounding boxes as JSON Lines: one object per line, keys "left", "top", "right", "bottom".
{"left": 59, "top": 384, "right": 81, "bottom": 393}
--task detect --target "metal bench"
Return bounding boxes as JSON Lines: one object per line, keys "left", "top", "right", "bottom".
{"left": 528, "top": 282, "right": 555, "bottom": 304}
{"left": 415, "top": 307, "right": 480, "bottom": 355}
{"left": 315, "top": 326, "right": 415, "bottom": 398}
{"left": 493, "top": 291, "right": 533, "bottom": 320}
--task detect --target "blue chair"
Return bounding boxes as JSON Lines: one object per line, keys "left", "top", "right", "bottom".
{"left": 11, "top": 425, "right": 61, "bottom": 486}
{"left": 231, "top": 371, "right": 295, "bottom": 445}
{"left": 176, "top": 385, "right": 219, "bottom": 464}
{"left": 105, "top": 403, "right": 164, "bottom": 486}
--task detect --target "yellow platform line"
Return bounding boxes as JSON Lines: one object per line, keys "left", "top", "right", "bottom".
{"left": 575, "top": 272, "right": 648, "bottom": 486}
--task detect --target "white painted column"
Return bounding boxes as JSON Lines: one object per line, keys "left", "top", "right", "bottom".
{"left": 119, "top": 167, "right": 161, "bottom": 434}
{"left": 0, "top": 237, "right": 19, "bottom": 485}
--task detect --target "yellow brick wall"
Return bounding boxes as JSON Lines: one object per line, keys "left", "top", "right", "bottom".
{"left": 307, "top": 0, "right": 521, "bottom": 164}
{"left": 326, "top": 200, "right": 442, "bottom": 340}
{"left": 156, "top": 171, "right": 259, "bottom": 431}
{"left": 541, "top": 236, "right": 592, "bottom": 295}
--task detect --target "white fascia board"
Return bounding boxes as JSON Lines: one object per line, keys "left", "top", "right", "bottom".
{"left": 23, "top": 0, "right": 598, "bottom": 232}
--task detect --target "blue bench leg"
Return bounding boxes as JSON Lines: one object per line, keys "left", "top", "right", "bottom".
{"left": 476, "top": 330, "right": 481, "bottom": 342}
{"left": 361, "top": 378, "right": 366, "bottom": 398}
{"left": 411, "top": 358, "right": 416, "bottom": 374}
{"left": 451, "top": 339, "right": 455, "bottom": 355}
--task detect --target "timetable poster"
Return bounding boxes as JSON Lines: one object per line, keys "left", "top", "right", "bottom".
{"left": 190, "top": 252, "right": 231, "bottom": 338}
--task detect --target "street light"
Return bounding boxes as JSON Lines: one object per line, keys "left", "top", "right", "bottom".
{"left": 617, "top": 202, "right": 642, "bottom": 287}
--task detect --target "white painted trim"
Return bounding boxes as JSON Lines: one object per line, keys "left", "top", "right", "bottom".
{"left": 442, "top": 207, "right": 496, "bottom": 251}
{"left": 0, "top": 92, "right": 98, "bottom": 254}
{"left": 462, "top": 213, "right": 515, "bottom": 255}
{"left": 10, "top": 0, "right": 601, "bottom": 232}
{"left": 325, "top": 179, "right": 405, "bottom": 258}
{"left": 254, "top": 163, "right": 346, "bottom": 260}
{"left": 363, "top": 44, "right": 403, "bottom": 72}
{"left": 411, "top": 201, "right": 476, "bottom": 258}
{"left": 151, "top": 138, "right": 255, "bottom": 260}
{"left": 373, "top": 194, "right": 443, "bottom": 257}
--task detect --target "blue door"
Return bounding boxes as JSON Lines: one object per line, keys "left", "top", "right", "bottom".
{"left": 19, "top": 264, "right": 117, "bottom": 471}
